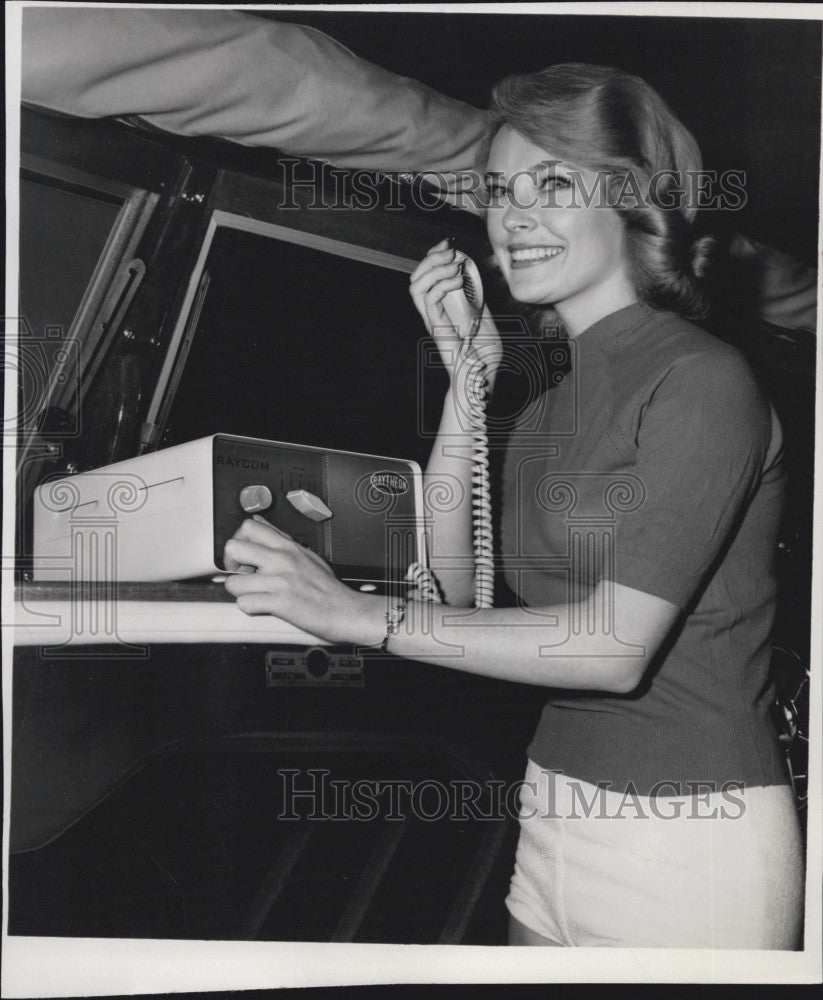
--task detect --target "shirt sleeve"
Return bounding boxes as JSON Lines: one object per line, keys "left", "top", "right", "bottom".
{"left": 609, "top": 346, "right": 776, "bottom": 608}
{"left": 21, "top": 9, "right": 488, "bottom": 186}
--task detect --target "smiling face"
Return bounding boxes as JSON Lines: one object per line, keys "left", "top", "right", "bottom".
{"left": 485, "top": 126, "right": 638, "bottom": 335}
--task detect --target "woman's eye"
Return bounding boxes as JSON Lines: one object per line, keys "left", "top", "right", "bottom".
{"left": 539, "top": 173, "right": 572, "bottom": 191}
{"left": 484, "top": 172, "right": 572, "bottom": 201}
{"left": 485, "top": 181, "right": 507, "bottom": 199}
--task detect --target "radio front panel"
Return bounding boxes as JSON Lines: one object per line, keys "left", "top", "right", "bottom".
{"left": 33, "top": 434, "right": 425, "bottom": 588}
{"left": 212, "top": 437, "right": 326, "bottom": 567}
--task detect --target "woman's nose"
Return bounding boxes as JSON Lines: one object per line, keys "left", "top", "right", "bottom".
{"left": 499, "top": 183, "right": 538, "bottom": 232}
{"left": 501, "top": 201, "right": 536, "bottom": 232}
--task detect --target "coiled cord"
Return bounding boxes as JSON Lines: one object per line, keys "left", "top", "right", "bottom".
{"left": 464, "top": 329, "right": 494, "bottom": 609}
{"left": 405, "top": 559, "right": 442, "bottom": 604}
{"left": 408, "top": 310, "right": 493, "bottom": 609}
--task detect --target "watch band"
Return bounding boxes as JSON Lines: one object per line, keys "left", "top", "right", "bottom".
{"left": 380, "top": 599, "right": 407, "bottom": 652}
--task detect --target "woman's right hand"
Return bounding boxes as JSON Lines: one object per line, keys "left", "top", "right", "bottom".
{"left": 409, "top": 240, "right": 502, "bottom": 385}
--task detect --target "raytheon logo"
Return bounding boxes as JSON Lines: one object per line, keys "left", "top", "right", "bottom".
{"left": 215, "top": 455, "right": 270, "bottom": 470}
{"left": 370, "top": 472, "right": 408, "bottom": 495}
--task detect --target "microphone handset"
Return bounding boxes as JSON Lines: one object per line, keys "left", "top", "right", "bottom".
{"left": 406, "top": 252, "right": 494, "bottom": 609}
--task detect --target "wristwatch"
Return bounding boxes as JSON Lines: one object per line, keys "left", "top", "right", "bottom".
{"left": 380, "top": 599, "right": 407, "bottom": 652}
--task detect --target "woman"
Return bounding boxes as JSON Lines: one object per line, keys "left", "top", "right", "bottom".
{"left": 223, "top": 64, "right": 804, "bottom": 948}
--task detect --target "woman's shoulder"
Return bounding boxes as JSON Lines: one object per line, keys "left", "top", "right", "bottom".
{"left": 619, "top": 304, "right": 761, "bottom": 390}
{"left": 603, "top": 305, "right": 771, "bottom": 437}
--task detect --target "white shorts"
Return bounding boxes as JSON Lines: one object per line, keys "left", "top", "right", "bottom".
{"left": 505, "top": 760, "right": 804, "bottom": 948}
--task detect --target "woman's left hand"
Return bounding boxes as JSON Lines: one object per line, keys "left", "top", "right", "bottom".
{"left": 223, "top": 516, "right": 385, "bottom": 645}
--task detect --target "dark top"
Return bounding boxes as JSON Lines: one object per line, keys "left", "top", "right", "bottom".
{"left": 500, "top": 301, "right": 789, "bottom": 794}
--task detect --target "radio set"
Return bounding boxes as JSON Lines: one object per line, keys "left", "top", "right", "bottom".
{"left": 33, "top": 434, "right": 424, "bottom": 588}
{"left": 32, "top": 251, "right": 493, "bottom": 608}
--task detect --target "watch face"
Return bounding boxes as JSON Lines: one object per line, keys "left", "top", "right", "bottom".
{"left": 387, "top": 602, "right": 406, "bottom": 632}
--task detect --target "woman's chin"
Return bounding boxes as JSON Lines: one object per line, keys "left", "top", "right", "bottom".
{"left": 505, "top": 272, "right": 556, "bottom": 305}
{"left": 509, "top": 285, "right": 557, "bottom": 307}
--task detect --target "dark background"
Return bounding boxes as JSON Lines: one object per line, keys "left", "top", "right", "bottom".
{"left": 260, "top": 9, "right": 821, "bottom": 265}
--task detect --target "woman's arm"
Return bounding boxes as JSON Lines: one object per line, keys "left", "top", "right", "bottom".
{"left": 421, "top": 381, "right": 479, "bottom": 606}
{"left": 223, "top": 518, "right": 680, "bottom": 694}
{"left": 409, "top": 240, "right": 502, "bottom": 605}
{"left": 389, "top": 580, "right": 680, "bottom": 693}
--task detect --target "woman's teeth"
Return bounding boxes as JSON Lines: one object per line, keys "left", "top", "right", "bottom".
{"left": 510, "top": 246, "right": 564, "bottom": 262}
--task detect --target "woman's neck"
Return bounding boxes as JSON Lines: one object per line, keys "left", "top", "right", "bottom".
{"left": 554, "top": 272, "right": 639, "bottom": 338}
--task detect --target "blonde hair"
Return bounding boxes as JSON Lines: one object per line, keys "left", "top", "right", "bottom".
{"left": 489, "top": 63, "right": 715, "bottom": 320}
